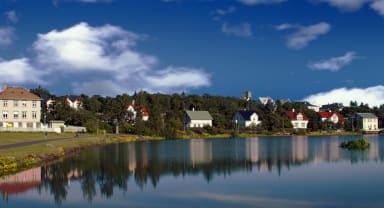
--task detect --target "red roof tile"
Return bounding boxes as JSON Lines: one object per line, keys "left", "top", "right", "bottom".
{"left": 285, "top": 111, "right": 308, "bottom": 121}
{"left": 318, "top": 112, "right": 344, "bottom": 121}
{"left": 0, "top": 87, "right": 41, "bottom": 100}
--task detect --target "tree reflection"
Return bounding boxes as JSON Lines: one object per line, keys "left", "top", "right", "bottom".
{"left": 5, "top": 136, "right": 384, "bottom": 205}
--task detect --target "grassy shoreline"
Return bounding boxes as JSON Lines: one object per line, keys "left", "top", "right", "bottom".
{"left": 0, "top": 131, "right": 364, "bottom": 176}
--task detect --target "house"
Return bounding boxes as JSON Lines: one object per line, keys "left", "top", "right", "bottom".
{"left": 0, "top": 85, "right": 42, "bottom": 129}
{"left": 258, "top": 96, "right": 274, "bottom": 105}
{"left": 317, "top": 112, "right": 344, "bottom": 124}
{"left": 66, "top": 97, "right": 82, "bottom": 110}
{"left": 304, "top": 102, "right": 320, "bottom": 112}
{"left": 352, "top": 113, "right": 379, "bottom": 132}
{"left": 233, "top": 110, "right": 261, "bottom": 128}
{"left": 320, "top": 103, "right": 344, "bottom": 112}
{"left": 184, "top": 110, "right": 213, "bottom": 128}
{"left": 285, "top": 110, "right": 309, "bottom": 129}
{"left": 126, "top": 103, "right": 149, "bottom": 121}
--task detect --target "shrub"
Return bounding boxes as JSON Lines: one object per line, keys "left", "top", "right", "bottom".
{"left": 340, "top": 138, "right": 370, "bottom": 150}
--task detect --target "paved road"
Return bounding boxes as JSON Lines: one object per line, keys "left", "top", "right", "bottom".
{"left": 0, "top": 136, "right": 79, "bottom": 150}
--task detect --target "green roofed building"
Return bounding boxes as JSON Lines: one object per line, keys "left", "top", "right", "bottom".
{"left": 184, "top": 110, "right": 213, "bottom": 128}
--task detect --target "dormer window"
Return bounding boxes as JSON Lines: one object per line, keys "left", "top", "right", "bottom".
{"left": 297, "top": 113, "right": 303, "bottom": 121}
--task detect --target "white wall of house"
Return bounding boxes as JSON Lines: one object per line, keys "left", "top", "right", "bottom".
{"left": 362, "top": 118, "right": 378, "bottom": 131}
{"left": 246, "top": 113, "right": 261, "bottom": 127}
{"left": 0, "top": 99, "right": 41, "bottom": 129}
{"left": 188, "top": 120, "right": 212, "bottom": 128}
{"left": 291, "top": 113, "right": 308, "bottom": 129}
{"left": 234, "top": 112, "right": 261, "bottom": 128}
{"left": 329, "top": 114, "right": 339, "bottom": 124}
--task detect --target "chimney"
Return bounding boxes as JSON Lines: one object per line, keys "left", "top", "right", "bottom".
{"left": 292, "top": 108, "right": 295, "bottom": 112}
{"left": 192, "top": 107, "right": 195, "bottom": 111}
{"left": 3, "top": 83, "right": 7, "bottom": 91}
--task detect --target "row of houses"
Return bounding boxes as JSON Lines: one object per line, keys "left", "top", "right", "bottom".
{"left": 0, "top": 84, "right": 379, "bottom": 133}
{"left": 185, "top": 108, "right": 379, "bottom": 133}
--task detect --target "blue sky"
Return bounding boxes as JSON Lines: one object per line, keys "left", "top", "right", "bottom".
{"left": 1, "top": 0, "right": 384, "bottom": 106}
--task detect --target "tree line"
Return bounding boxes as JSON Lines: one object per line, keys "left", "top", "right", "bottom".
{"left": 30, "top": 86, "right": 384, "bottom": 137}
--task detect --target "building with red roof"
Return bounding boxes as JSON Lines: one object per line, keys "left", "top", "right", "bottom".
{"left": 317, "top": 112, "right": 344, "bottom": 124}
{"left": 126, "top": 101, "right": 149, "bottom": 122}
{"left": 285, "top": 110, "right": 309, "bottom": 129}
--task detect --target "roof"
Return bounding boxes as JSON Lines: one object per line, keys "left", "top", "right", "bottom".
{"left": 0, "top": 182, "right": 41, "bottom": 195}
{"left": 236, "top": 110, "right": 257, "bottom": 120}
{"left": 318, "top": 112, "right": 344, "bottom": 121}
{"left": 185, "top": 110, "right": 213, "bottom": 120}
{"left": 126, "top": 104, "right": 149, "bottom": 116}
{"left": 285, "top": 111, "right": 308, "bottom": 121}
{"left": 356, "top": 113, "right": 377, "bottom": 119}
{"left": 0, "top": 87, "right": 41, "bottom": 100}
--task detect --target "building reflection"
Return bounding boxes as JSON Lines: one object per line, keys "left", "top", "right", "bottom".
{"left": 0, "top": 167, "right": 41, "bottom": 201}
{"left": 1, "top": 136, "right": 384, "bottom": 205}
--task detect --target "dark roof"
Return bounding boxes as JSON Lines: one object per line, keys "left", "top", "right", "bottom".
{"left": 285, "top": 111, "right": 308, "bottom": 121}
{"left": 355, "top": 113, "right": 377, "bottom": 119}
{"left": 318, "top": 112, "right": 344, "bottom": 121}
{"left": 0, "top": 87, "right": 41, "bottom": 100}
{"left": 236, "top": 110, "right": 257, "bottom": 120}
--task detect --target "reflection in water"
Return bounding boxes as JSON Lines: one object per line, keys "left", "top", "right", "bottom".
{"left": 1, "top": 136, "right": 384, "bottom": 205}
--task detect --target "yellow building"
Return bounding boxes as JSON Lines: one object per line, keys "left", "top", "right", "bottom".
{"left": 0, "top": 85, "right": 42, "bottom": 129}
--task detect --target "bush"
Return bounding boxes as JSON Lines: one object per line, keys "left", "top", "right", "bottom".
{"left": 340, "top": 138, "right": 370, "bottom": 150}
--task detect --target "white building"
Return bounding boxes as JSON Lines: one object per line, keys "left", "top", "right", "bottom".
{"left": 184, "top": 110, "right": 213, "bottom": 128}
{"left": 233, "top": 110, "right": 261, "bottom": 128}
{"left": 0, "top": 85, "right": 42, "bottom": 129}
{"left": 286, "top": 110, "right": 309, "bottom": 129}
{"left": 66, "top": 97, "right": 82, "bottom": 110}
{"left": 353, "top": 113, "right": 379, "bottom": 132}
{"left": 126, "top": 103, "right": 149, "bottom": 121}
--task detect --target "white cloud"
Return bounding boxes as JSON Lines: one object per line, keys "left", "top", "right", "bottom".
{"left": 315, "top": 0, "right": 369, "bottom": 11}
{"left": 0, "top": 58, "right": 43, "bottom": 84}
{"left": 222, "top": 22, "right": 253, "bottom": 38}
{"left": 275, "top": 23, "right": 298, "bottom": 31}
{"left": 34, "top": 22, "right": 154, "bottom": 73}
{"left": 308, "top": 51, "right": 357, "bottom": 72}
{"left": 371, "top": 0, "right": 384, "bottom": 15}
{"left": 0, "top": 27, "right": 14, "bottom": 46}
{"left": 315, "top": 0, "right": 384, "bottom": 16}
{"left": 215, "top": 6, "right": 236, "bottom": 15}
{"left": 145, "top": 66, "right": 211, "bottom": 89}
{"left": 277, "top": 22, "right": 331, "bottom": 50}
{"left": 303, "top": 85, "right": 384, "bottom": 107}
{"left": 33, "top": 22, "right": 210, "bottom": 95}
{"left": 237, "top": 0, "right": 287, "bottom": 5}
{"left": 5, "top": 10, "right": 18, "bottom": 23}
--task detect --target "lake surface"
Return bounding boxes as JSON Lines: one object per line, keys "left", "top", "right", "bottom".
{"left": 1, "top": 135, "right": 384, "bottom": 208}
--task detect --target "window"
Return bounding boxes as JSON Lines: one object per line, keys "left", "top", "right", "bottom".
{"left": 14, "top": 100, "right": 18, "bottom": 107}
{"left": 3, "top": 100, "right": 7, "bottom": 107}
{"left": 22, "top": 111, "right": 27, "bottom": 119}
{"left": 22, "top": 101, "right": 27, "bottom": 107}
{"left": 13, "top": 112, "right": 18, "bottom": 119}
{"left": 3, "top": 111, "right": 7, "bottom": 119}
{"left": 32, "top": 111, "right": 37, "bottom": 119}
{"left": 294, "top": 123, "right": 298, "bottom": 128}
{"left": 32, "top": 101, "right": 37, "bottom": 108}
{"left": 301, "top": 122, "right": 305, "bottom": 128}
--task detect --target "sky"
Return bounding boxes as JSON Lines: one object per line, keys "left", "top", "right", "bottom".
{"left": 1, "top": 0, "right": 384, "bottom": 107}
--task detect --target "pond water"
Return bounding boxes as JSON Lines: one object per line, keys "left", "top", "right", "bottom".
{"left": 1, "top": 135, "right": 384, "bottom": 208}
